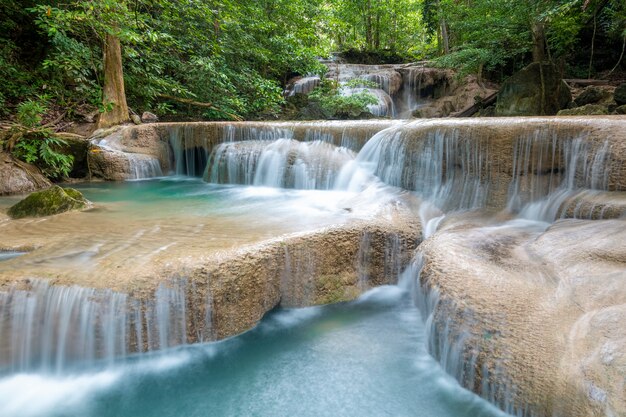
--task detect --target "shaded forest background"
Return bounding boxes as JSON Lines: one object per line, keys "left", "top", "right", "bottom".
{"left": 1, "top": 0, "right": 625, "bottom": 122}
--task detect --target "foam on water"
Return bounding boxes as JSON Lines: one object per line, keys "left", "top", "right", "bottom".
{"left": 0, "top": 371, "right": 121, "bottom": 417}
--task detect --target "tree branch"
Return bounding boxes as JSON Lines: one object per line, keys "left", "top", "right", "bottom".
{"left": 157, "top": 94, "right": 243, "bottom": 121}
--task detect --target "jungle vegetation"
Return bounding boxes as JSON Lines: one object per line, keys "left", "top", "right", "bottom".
{"left": 0, "top": 0, "right": 624, "bottom": 125}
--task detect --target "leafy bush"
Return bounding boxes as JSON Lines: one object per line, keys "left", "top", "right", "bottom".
{"left": 12, "top": 134, "right": 74, "bottom": 179}
{"left": 16, "top": 99, "right": 47, "bottom": 127}
{"left": 309, "top": 79, "right": 378, "bottom": 119}
{"left": 7, "top": 98, "right": 74, "bottom": 180}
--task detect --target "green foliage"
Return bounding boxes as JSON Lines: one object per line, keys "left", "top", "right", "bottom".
{"left": 6, "top": 97, "right": 74, "bottom": 179}
{"left": 16, "top": 99, "right": 47, "bottom": 128}
{"left": 309, "top": 79, "right": 378, "bottom": 118}
{"left": 431, "top": 0, "right": 626, "bottom": 78}
{"left": 325, "top": 0, "right": 428, "bottom": 54}
{"left": 344, "top": 79, "right": 379, "bottom": 89}
{"left": 12, "top": 134, "right": 74, "bottom": 179}
{"left": 1, "top": 0, "right": 625, "bottom": 125}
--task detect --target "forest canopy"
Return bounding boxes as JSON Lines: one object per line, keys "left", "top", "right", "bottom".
{"left": 1, "top": 0, "right": 624, "bottom": 121}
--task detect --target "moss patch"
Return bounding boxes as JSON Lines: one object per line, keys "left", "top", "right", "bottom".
{"left": 557, "top": 104, "right": 609, "bottom": 116}
{"left": 7, "top": 185, "right": 90, "bottom": 219}
{"left": 315, "top": 273, "right": 359, "bottom": 305}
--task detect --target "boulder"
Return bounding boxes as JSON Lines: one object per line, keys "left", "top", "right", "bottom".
{"left": 0, "top": 152, "right": 50, "bottom": 195}
{"left": 141, "top": 112, "right": 159, "bottom": 123}
{"left": 496, "top": 62, "right": 572, "bottom": 116}
{"left": 408, "top": 72, "right": 498, "bottom": 118}
{"left": 557, "top": 104, "right": 609, "bottom": 116}
{"left": 614, "top": 83, "right": 626, "bottom": 105}
{"left": 574, "top": 86, "right": 611, "bottom": 106}
{"left": 7, "top": 185, "right": 90, "bottom": 219}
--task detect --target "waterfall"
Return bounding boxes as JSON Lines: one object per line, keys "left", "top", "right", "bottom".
{"left": 400, "top": 252, "right": 527, "bottom": 417}
{"left": 513, "top": 136, "right": 614, "bottom": 221}
{"left": 334, "top": 120, "right": 623, "bottom": 220}
{"left": 5, "top": 118, "right": 625, "bottom": 413}
{"left": 0, "top": 281, "right": 129, "bottom": 373}
{"left": 397, "top": 67, "right": 424, "bottom": 118}
{"left": 93, "top": 136, "right": 163, "bottom": 180}
{"left": 206, "top": 139, "right": 356, "bottom": 190}
{"left": 0, "top": 279, "right": 212, "bottom": 374}
{"left": 127, "top": 154, "right": 163, "bottom": 180}
{"left": 341, "top": 87, "right": 396, "bottom": 118}
{"left": 287, "top": 76, "right": 321, "bottom": 96}
{"left": 336, "top": 123, "right": 489, "bottom": 210}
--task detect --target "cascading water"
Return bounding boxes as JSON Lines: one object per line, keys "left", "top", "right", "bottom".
{"left": 0, "top": 279, "right": 202, "bottom": 373}
{"left": 127, "top": 154, "right": 163, "bottom": 180}
{"left": 397, "top": 67, "right": 425, "bottom": 118}
{"left": 286, "top": 76, "right": 321, "bottom": 96}
{"left": 335, "top": 120, "right": 623, "bottom": 222}
{"left": 341, "top": 86, "right": 397, "bottom": 118}
{"left": 206, "top": 139, "right": 356, "bottom": 189}
{"left": 512, "top": 135, "right": 613, "bottom": 221}
{"left": 335, "top": 123, "right": 490, "bottom": 210}
{"left": 2, "top": 118, "right": 625, "bottom": 417}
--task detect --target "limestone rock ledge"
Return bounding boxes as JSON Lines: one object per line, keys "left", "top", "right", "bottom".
{"left": 414, "top": 219, "right": 626, "bottom": 417}
{"left": 0, "top": 216, "right": 420, "bottom": 368}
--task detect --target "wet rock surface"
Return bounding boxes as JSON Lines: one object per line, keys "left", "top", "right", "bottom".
{"left": 0, "top": 210, "right": 421, "bottom": 359}
{"left": 416, "top": 219, "right": 626, "bottom": 417}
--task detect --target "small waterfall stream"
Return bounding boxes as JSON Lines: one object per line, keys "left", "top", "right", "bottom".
{"left": 206, "top": 139, "right": 356, "bottom": 189}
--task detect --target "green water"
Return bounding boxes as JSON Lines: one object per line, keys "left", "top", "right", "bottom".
{"left": 0, "top": 288, "right": 509, "bottom": 417}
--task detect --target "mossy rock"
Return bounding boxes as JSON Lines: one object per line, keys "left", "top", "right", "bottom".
{"left": 7, "top": 185, "right": 91, "bottom": 219}
{"left": 574, "top": 86, "right": 611, "bottom": 106}
{"left": 495, "top": 62, "right": 571, "bottom": 116}
{"left": 557, "top": 104, "right": 609, "bottom": 116}
{"left": 614, "top": 83, "right": 626, "bottom": 105}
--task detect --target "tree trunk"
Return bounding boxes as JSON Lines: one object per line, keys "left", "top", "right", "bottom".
{"left": 365, "top": 0, "right": 373, "bottom": 50}
{"left": 531, "top": 21, "right": 546, "bottom": 63}
{"left": 588, "top": 13, "right": 596, "bottom": 79}
{"left": 98, "top": 32, "right": 129, "bottom": 129}
{"left": 374, "top": 10, "right": 380, "bottom": 50}
{"left": 440, "top": 18, "right": 450, "bottom": 55}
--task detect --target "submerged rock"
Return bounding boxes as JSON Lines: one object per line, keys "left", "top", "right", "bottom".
{"left": 7, "top": 185, "right": 90, "bottom": 219}
{"left": 496, "top": 62, "right": 571, "bottom": 116}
